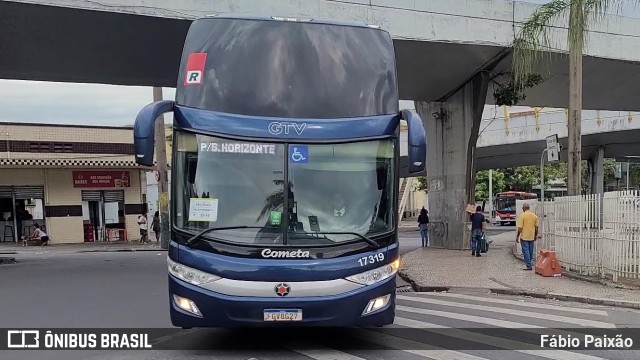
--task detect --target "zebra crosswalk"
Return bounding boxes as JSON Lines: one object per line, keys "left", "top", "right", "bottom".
{"left": 83, "top": 291, "right": 639, "bottom": 360}
{"left": 277, "top": 291, "right": 634, "bottom": 360}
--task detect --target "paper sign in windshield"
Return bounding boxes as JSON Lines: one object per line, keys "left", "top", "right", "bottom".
{"left": 189, "top": 198, "right": 218, "bottom": 222}
{"left": 199, "top": 142, "right": 277, "bottom": 155}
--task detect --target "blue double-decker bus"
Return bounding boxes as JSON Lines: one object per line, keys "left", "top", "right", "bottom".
{"left": 134, "top": 14, "right": 425, "bottom": 328}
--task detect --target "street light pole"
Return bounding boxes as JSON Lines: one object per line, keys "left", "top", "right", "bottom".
{"left": 153, "top": 87, "right": 170, "bottom": 250}
{"left": 488, "top": 169, "right": 493, "bottom": 219}
{"left": 627, "top": 160, "right": 631, "bottom": 191}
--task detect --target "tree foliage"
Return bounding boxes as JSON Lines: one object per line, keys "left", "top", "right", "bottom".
{"left": 474, "top": 170, "right": 506, "bottom": 201}
{"left": 509, "top": 0, "right": 640, "bottom": 195}
{"left": 472, "top": 159, "right": 626, "bottom": 201}
{"left": 492, "top": 73, "right": 545, "bottom": 107}
{"left": 415, "top": 177, "right": 428, "bottom": 191}
{"left": 415, "top": 161, "right": 638, "bottom": 201}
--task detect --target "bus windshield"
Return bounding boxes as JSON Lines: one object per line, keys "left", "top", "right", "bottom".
{"left": 176, "top": 18, "right": 398, "bottom": 118}
{"left": 495, "top": 197, "right": 516, "bottom": 213}
{"left": 173, "top": 132, "right": 395, "bottom": 246}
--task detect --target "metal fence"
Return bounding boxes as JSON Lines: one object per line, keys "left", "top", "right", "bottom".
{"left": 538, "top": 190, "right": 640, "bottom": 282}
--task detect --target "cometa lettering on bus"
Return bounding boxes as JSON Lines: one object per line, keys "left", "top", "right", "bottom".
{"left": 261, "top": 248, "right": 311, "bottom": 258}
{"left": 199, "top": 142, "right": 276, "bottom": 154}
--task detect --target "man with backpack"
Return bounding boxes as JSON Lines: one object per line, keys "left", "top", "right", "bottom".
{"left": 469, "top": 206, "right": 486, "bottom": 257}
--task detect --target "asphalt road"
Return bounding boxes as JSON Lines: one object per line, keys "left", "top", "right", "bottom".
{"left": 5, "top": 229, "right": 640, "bottom": 360}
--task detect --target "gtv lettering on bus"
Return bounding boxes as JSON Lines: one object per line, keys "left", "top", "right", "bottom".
{"left": 268, "top": 121, "right": 306, "bottom": 136}
{"left": 261, "top": 248, "right": 311, "bottom": 258}
{"left": 199, "top": 142, "right": 276, "bottom": 154}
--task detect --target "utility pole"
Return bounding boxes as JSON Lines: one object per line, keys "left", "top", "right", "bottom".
{"left": 540, "top": 148, "right": 547, "bottom": 223}
{"left": 567, "top": 1, "right": 583, "bottom": 196}
{"left": 153, "top": 87, "right": 170, "bottom": 249}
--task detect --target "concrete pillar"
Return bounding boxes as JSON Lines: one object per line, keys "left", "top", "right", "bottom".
{"left": 589, "top": 146, "right": 605, "bottom": 195}
{"left": 415, "top": 72, "right": 489, "bottom": 250}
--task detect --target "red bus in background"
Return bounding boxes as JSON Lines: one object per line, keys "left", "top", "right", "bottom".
{"left": 492, "top": 191, "right": 537, "bottom": 226}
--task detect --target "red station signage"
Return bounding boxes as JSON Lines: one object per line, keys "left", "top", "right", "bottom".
{"left": 72, "top": 171, "right": 131, "bottom": 188}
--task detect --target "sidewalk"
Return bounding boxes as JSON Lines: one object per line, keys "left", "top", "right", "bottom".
{"left": 0, "top": 241, "right": 166, "bottom": 255}
{"left": 399, "top": 230, "right": 640, "bottom": 308}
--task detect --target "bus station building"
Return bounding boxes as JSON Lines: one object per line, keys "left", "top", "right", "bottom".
{"left": 0, "top": 122, "right": 149, "bottom": 244}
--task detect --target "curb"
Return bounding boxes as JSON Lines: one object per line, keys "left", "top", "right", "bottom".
{"left": 6, "top": 248, "right": 168, "bottom": 255}
{"left": 510, "top": 244, "right": 640, "bottom": 290}
{"left": 399, "top": 274, "right": 640, "bottom": 310}
{"left": 0, "top": 256, "right": 17, "bottom": 264}
{"left": 398, "top": 269, "right": 450, "bottom": 292}
{"left": 77, "top": 249, "right": 168, "bottom": 253}
{"left": 489, "top": 288, "right": 640, "bottom": 310}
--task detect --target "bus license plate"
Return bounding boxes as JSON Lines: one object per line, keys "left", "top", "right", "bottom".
{"left": 263, "top": 309, "right": 302, "bottom": 322}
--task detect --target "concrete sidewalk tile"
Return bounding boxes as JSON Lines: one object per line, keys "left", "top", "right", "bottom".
{"left": 510, "top": 237, "right": 640, "bottom": 291}
{"left": 400, "top": 230, "right": 640, "bottom": 305}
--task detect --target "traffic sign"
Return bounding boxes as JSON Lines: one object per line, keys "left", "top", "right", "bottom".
{"left": 546, "top": 134, "right": 559, "bottom": 162}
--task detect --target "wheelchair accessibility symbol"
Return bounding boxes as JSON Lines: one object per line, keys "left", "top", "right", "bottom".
{"left": 289, "top": 146, "right": 308, "bottom": 164}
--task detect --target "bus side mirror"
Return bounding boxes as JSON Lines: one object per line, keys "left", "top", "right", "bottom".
{"left": 401, "top": 109, "right": 426, "bottom": 174}
{"left": 133, "top": 100, "right": 175, "bottom": 167}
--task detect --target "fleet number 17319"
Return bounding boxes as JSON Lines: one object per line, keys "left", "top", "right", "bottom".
{"left": 358, "top": 252, "right": 384, "bottom": 266}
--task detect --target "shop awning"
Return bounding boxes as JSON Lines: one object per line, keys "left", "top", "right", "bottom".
{"left": 0, "top": 158, "right": 148, "bottom": 168}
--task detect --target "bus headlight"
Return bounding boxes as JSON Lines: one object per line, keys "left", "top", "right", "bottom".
{"left": 346, "top": 259, "right": 400, "bottom": 286}
{"left": 167, "top": 257, "right": 221, "bottom": 286}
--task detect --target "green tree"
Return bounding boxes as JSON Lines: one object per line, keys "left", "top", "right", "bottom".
{"left": 502, "top": 166, "right": 541, "bottom": 192}
{"left": 511, "top": 0, "right": 638, "bottom": 196}
{"left": 474, "top": 170, "right": 506, "bottom": 201}
{"left": 632, "top": 163, "right": 640, "bottom": 188}
{"left": 415, "top": 176, "right": 428, "bottom": 192}
{"left": 579, "top": 158, "right": 618, "bottom": 192}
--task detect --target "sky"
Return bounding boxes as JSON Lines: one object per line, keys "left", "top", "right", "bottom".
{"left": 0, "top": 0, "right": 638, "bottom": 127}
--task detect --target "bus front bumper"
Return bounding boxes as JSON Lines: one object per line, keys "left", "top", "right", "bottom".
{"left": 168, "top": 275, "right": 396, "bottom": 328}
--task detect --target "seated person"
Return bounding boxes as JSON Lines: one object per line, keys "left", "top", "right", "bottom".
{"left": 331, "top": 193, "right": 347, "bottom": 217}
{"left": 24, "top": 223, "right": 49, "bottom": 246}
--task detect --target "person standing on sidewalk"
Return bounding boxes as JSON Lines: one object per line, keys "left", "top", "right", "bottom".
{"left": 470, "top": 206, "right": 486, "bottom": 257}
{"left": 417, "top": 207, "right": 429, "bottom": 247}
{"left": 151, "top": 211, "right": 161, "bottom": 243}
{"left": 516, "top": 203, "right": 539, "bottom": 271}
{"left": 138, "top": 211, "right": 148, "bottom": 244}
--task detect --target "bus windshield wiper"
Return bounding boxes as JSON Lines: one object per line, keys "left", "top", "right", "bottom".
{"left": 310, "top": 231, "right": 378, "bottom": 248}
{"left": 186, "top": 226, "right": 262, "bottom": 246}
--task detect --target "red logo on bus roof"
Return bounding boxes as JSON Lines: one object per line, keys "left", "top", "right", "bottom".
{"left": 184, "top": 52, "right": 207, "bottom": 86}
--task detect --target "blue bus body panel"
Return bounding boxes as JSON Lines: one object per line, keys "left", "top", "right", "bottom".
{"left": 173, "top": 241, "right": 400, "bottom": 282}
{"left": 169, "top": 274, "right": 395, "bottom": 328}
{"left": 168, "top": 241, "right": 399, "bottom": 327}
{"left": 173, "top": 105, "right": 401, "bottom": 141}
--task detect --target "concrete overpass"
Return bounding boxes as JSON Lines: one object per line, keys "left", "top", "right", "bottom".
{"left": 401, "top": 108, "right": 640, "bottom": 169}
{"left": 401, "top": 108, "right": 640, "bottom": 194}
{"left": 2, "top": 0, "right": 640, "bottom": 110}
{"left": 2, "top": 0, "right": 640, "bottom": 249}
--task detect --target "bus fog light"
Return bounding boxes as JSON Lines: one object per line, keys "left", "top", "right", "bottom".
{"left": 173, "top": 295, "right": 202, "bottom": 316}
{"left": 363, "top": 294, "right": 391, "bottom": 315}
